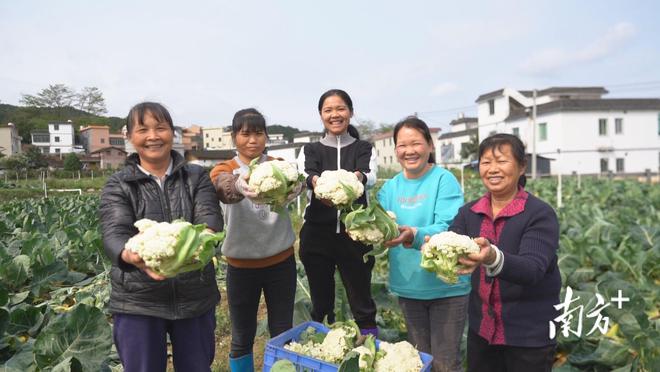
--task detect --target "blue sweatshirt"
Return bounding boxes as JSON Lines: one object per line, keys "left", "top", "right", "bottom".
{"left": 377, "top": 166, "right": 468, "bottom": 300}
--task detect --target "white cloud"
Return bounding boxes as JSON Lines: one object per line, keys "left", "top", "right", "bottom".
{"left": 520, "top": 22, "right": 636, "bottom": 76}
{"left": 430, "top": 82, "right": 459, "bottom": 96}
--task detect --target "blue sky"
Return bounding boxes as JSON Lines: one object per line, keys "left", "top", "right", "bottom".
{"left": 1, "top": 0, "right": 659, "bottom": 132}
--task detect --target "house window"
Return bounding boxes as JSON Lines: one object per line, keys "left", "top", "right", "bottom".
{"left": 657, "top": 114, "right": 660, "bottom": 135}
{"left": 55, "top": 148, "right": 61, "bottom": 154}
{"left": 512, "top": 127, "right": 519, "bottom": 137}
{"left": 615, "top": 118, "right": 623, "bottom": 134}
{"left": 101, "top": 138, "right": 105, "bottom": 144}
{"left": 616, "top": 158, "right": 625, "bottom": 173}
{"left": 377, "top": 150, "right": 380, "bottom": 156}
{"left": 488, "top": 99, "right": 495, "bottom": 115}
{"left": 538, "top": 123, "right": 547, "bottom": 141}
{"left": 598, "top": 119, "right": 607, "bottom": 136}
{"left": 54, "top": 124, "right": 59, "bottom": 130}
{"left": 55, "top": 136, "right": 60, "bottom": 143}
{"left": 600, "top": 158, "right": 608, "bottom": 173}
{"left": 110, "top": 138, "right": 124, "bottom": 146}
{"left": 205, "top": 133, "right": 209, "bottom": 138}
{"left": 389, "top": 156, "right": 393, "bottom": 164}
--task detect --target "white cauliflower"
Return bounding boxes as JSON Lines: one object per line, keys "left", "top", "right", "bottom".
{"left": 375, "top": 341, "right": 424, "bottom": 372}
{"left": 285, "top": 326, "right": 356, "bottom": 364}
{"left": 125, "top": 218, "right": 225, "bottom": 278}
{"left": 420, "top": 231, "right": 479, "bottom": 284}
{"left": 247, "top": 159, "right": 304, "bottom": 211}
{"left": 314, "top": 169, "right": 364, "bottom": 209}
{"left": 249, "top": 160, "right": 299, "bottom": 193}
{"left": 347, "top": 225, "right": 385, "bottom": 245}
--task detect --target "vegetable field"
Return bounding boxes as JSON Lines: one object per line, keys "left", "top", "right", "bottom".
{"left": 0, "top": 176, "right": 658, "bottom": 371}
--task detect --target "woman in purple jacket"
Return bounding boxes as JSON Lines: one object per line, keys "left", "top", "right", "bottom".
{"left": 450, "top": 133, "right": 560, "bottom": 372}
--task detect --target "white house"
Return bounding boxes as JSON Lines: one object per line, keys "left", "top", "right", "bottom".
{"left": 30, "top": 122, "right": 82, "bottom": 154}
{"left": 475, "top": 87, "right": 660, "bottom": 175}
{"left": 267, "top": 133, "right": 287, "bottom": 146}
{"left": 293, "top": 132, "right": 323, "bottom": 143}
{"left": 372, "top": 131, "right": 399, "bottom": 172}
{"left": 203, "top": 127, "right": 233, "bottom": 150}
{"left": 438, "top": 115, "right": 478, "bottom": 169}
{"left": 267, "top": 143, "right": 305, "bottom": 166}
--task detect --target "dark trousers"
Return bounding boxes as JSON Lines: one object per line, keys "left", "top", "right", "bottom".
{"left": 398, "top": 295, "right": 468, "bottom": 372}
{"left": 227, "top": 255, "right": 297, "bottom": 357}
{"left": 112, "top": 308, "right": 216, "bottom": 372}
{"left": 467, "top": 329, "right": 555, "bottom": 372}
{"left": 299, "top": 223, "right": 377, "bottom": 329}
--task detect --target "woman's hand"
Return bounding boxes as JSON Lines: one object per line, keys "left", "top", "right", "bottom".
{"left": 285, "top": 182, "right": 304, "bottom": 204}
{"left": 120, "top": 249, "right": 166, "bottom": 281}
{"left": 457, "top": 237, "right": 497, "bottom": 275}
{"left": 235, "top": 173, "right": 263, "bottom": 203}
{"left": 353, "top": 171, "right": 364, "bottom": 183}
{"left": 383, "top": 226, "right": 416, "bottom": 248}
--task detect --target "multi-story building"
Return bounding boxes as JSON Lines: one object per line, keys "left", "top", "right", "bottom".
{"left": 293, "top": 131, "right": 323, "bottom": 143}
{"left": 30, "top": 122, "right": 81, "bottom": 154}
{"left": 80, "top": 125, "right": 125, "bottom": 154}
{"left": 372, "top": 131, "right": 399, "bottom": 172}
{"left": 203, "top": 127, "right": 233, "bottom": 150}
{"left": 475, "top": 87, "right": 660, "bottom": 175}
{"left": 182, "top": 125, "right": 203, "bottom": 151}
{"left": 437, "top": 115, "right": 479, "bottom": 168}
{"left": 267, "top": 133, "right": 287, "bottom": 146}
{"left": 0, "top": 123, "right": 22, "bottom": 156}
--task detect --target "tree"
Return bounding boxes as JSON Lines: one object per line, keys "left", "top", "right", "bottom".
{"left": 63, "top": 152, "right": 82, "bottom": 171}
{"left": 22, "top": 147, "right": 48, "bottom": 169}
{"left": 77, "top": 86, "right": 107, "bottom": 115}
{"left": 354, "top": 118, "right": 376, "bottom": 141}
{"left": 20, "top": 84, "right": 76, "bottom": 109}
{"left": 460, "top": 135, "right": 479, "bottom": 161}
{"left": 0, "top": 155, "right": 27, "bottom": 180}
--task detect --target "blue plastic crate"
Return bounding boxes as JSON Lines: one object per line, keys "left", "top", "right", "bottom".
{"left": 262, "top": 321, "right": 433, "bottom": 372}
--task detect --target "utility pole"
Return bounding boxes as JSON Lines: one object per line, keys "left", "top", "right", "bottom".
{"left": 531, "top": 89, "right": 537, "bottom": 180}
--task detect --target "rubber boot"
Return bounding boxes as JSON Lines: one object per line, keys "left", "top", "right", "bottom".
{"left": 360, "top": 327, "right": 379, "bottom": 338}
{"left": 229, "top": 353, "right": 254, "bottom": 372}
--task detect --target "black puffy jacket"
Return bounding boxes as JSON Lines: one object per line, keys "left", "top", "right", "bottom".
{"left": 99, "top": 151, "right": 223, "bottom": 320}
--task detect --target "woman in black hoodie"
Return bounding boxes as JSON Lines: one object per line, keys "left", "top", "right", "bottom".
{"left": 299, "top": 89, "right": 378, "bottom": 336}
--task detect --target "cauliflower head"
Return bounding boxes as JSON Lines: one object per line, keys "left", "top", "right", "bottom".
{"left": 420, "top": 231, "right": 479, "bottom": 284}
{"left": 247, "top": 159, "right": 304, "bottom": 211}
{"left": 314, "top": 169, "right": 364, "bottom": 209}
{"left": 125, "top": 219, "right": 224, "bottom": 278}
{"left": 375, "top": 341, "right": 423, "bottom": 372}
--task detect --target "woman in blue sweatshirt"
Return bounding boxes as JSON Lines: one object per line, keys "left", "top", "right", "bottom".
{"left": 378, "top": 116, "right": 467, "bottom": 372}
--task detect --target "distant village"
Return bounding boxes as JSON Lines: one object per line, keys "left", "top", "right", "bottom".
{"left": 1, "top": 86, "right": 659, "bottom": 176}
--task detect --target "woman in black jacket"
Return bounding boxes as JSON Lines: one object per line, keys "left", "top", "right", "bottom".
{"left": 99, "top": 102, "right": 222, "bottom": 372}
{"left": 299, "top": 89, "right": 378, "bottom": 336}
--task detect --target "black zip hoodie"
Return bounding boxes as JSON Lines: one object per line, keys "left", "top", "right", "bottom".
{"left": 303, "top": 132, "right": 373, "bottom": 228}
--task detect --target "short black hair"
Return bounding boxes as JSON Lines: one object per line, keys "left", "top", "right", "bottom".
{"left": 393, "top": 116, "right": 435, "bottom": 163}
{"left": 231, "top": 108, "right": 268, "bottom": 136}
{"left": 318, "top": 89, "right": 354, "bottom": 114}
{"left": 126, "top": 102, "right": 174, "bottom": 134}
{"left": 478, "top": 133, "right": 527, "bottom": 187}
